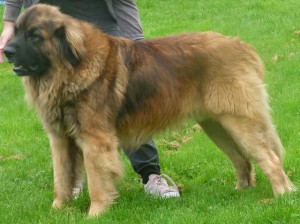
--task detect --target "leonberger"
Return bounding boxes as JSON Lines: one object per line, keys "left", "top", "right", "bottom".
{"left": 4, "top": 4, "right": 295, "bottom": 217}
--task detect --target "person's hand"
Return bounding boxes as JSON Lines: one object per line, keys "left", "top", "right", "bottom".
{"left": 0, "top": 21, "right": 15, "bottom": 63}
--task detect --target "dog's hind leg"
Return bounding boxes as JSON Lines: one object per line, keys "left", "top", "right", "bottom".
{"left": 77, "top": 132, "right": 123, "bottom": 217}
{"left": 217, "top": 115, "right": 296, "bottom": 196}
{"left": 268, "top": 125, "right": 284, "bottom": 162}
{"left": 199, "top": 119, "right": 255, "bottom": 189}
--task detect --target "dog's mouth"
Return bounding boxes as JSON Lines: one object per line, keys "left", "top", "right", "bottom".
{"left": 12, "top": 64, "right": 39, "bottom": 76}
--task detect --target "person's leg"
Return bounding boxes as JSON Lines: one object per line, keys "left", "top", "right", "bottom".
{"left": 124, "top": 139, "right": 160, "bottom": 184}
{"left": 124, "top": 140, "right": 180, "bottom": 198}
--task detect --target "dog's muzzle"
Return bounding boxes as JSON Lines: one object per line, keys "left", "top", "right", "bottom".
{"left": 3, "top": 45, "right": 16, "bottom": 63}
{"left": 4, "top": 45, "right": 39, "bottom": 76}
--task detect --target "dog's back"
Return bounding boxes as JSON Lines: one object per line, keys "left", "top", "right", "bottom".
{"left": 116, "top": 32, "right": 265, "bottom": 149}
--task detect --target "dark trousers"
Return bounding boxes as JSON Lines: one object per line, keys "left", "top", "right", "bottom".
{"left": 124, "top": 139, "right": 161, "bottom": 184}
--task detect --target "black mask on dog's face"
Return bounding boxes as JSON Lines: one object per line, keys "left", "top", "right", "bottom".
{"left": 5, "top": 5, "right": 83, "bottom": 77}
{"left": 4, "top": 25, "right": 51, "bottom": 77}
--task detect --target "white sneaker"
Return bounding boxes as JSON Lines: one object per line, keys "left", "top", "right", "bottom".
{"left": 72, "top": 181, "right": 84, "bottom": 199}
{"left": 144, "top": 174, "right": 180, "bottom": 198}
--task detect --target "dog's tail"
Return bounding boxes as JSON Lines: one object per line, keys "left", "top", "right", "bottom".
{"left": 256, "top": 56, "right": 265, "bottom": 79}
{"left": 247, "top": 44, "right": 265, "bottom": 80}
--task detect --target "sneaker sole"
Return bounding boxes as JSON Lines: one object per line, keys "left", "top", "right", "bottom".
{"left": 160, "top": 192, "right": 180, "bottom": 198}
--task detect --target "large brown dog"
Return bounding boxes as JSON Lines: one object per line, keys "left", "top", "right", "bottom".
{"left": 4, "top": 4, "right": 295, "bottom": 217}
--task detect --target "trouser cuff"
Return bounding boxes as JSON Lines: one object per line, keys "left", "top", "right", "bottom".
{"left": 138, "top": 166, "right": 160, "bottom": 184}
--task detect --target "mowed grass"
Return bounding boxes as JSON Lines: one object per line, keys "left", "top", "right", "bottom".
{"left": 1, "top": 0, "right": 300, "bottom": 223}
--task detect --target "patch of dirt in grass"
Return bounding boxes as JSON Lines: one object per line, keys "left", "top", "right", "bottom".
{"left": 258, "top": 198, "right": 274, "bottom": 204}
{"left": 293, "top": 30, "right": 300, "bottom": 36}
{"left": 158, "top": 124, "right": 202, "bottom": 151}
{"left": 0, "top": 154, "right": 25, "bottom": 161}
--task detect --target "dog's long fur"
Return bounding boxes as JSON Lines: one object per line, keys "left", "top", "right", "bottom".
{"left": 5, "top": 4, "right": 295, "bottom": 217}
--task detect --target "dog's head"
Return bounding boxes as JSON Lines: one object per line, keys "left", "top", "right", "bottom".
{"left": 4, "top": 4, "right": 85, "bottom": 76}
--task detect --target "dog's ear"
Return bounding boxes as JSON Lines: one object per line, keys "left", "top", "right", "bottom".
{"left": 55, "top": 23, "right": 85, "bottom": 67}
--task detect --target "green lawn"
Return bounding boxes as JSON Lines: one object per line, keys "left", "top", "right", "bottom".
{"left": 1, "top": 0, "right": 300, "bottom": 223}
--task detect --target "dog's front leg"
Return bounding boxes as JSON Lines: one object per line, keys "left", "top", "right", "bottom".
{"left": 77, "top": 132, "right": 123, "bottom": 217}
{"left": 48, "top": 132, "right": 74, "bottom": 209}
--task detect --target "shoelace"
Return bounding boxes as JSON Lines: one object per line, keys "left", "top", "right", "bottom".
{"left": 153, "top": 174, "right": 179, "bottom": 192}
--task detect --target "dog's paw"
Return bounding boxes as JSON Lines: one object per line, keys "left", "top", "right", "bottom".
{"left": 88, "top": 202, "right": 106, "bottom": 218}
{"left": 52, "top": 199, "right": 65, "bottom": 209}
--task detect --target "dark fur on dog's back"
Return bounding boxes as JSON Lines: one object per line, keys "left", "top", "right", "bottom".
{"left": 115, "top": 33, "right": 266, "bottom": 148}
{"left": 5, "top": 4, "right": 295, "bottom": 217}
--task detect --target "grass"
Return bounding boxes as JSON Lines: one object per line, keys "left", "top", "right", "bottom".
{"left": 1, "top": 0, "right": 300, "bottom": 223}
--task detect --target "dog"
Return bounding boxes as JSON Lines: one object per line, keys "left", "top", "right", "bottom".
{"left": 4, "top": 4, "right": 295, "bottom": 217}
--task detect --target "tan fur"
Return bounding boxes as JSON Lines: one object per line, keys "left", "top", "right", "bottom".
{"left": 14, "top": 5, "right": 295, "bottom": 217}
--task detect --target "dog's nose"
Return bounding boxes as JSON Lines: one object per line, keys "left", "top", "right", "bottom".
{"left": 4, "top": 45, "right": 16, "bottom": 60}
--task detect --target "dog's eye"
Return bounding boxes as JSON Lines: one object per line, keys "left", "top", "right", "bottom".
{"left": 28, "top": 28, "right": 43, "bottom": 43}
